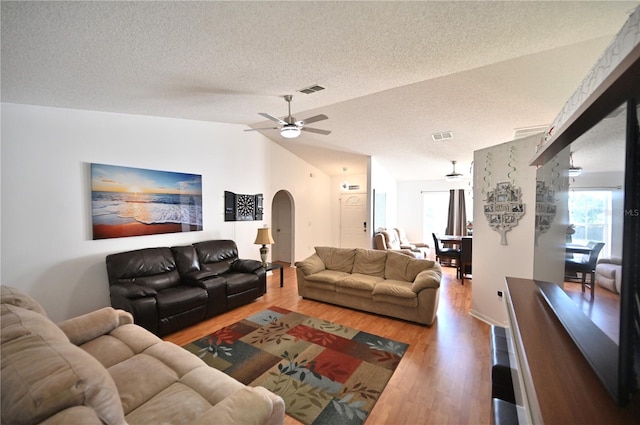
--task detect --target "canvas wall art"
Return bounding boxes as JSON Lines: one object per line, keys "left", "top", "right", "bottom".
{"left": 91, "top": 163, "right": 203, "bottom": 240}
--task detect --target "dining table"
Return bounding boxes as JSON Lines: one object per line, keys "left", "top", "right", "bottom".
{"left": 438, "top": 234, "right": 464, "bottom": 246}
{"left": 565, "top": 243, "right": 593, "bottom": 255}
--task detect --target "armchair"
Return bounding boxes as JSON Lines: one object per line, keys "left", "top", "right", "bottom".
{"left": 374, "top": 230, "right": 424, "bottom": 258}
{"left": 595, "top": 256, "right": 622, "bottom": 294}
{"left": 394, "top": 227, "right": 430, "bottom": 257}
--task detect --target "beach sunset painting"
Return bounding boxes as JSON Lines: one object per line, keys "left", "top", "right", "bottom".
{"left": 91, "top": 163, "right": 203, "bottom": 240}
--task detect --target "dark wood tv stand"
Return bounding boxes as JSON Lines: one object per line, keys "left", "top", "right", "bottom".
{"left": 504, "top": 277, "right": 639, "bottom": 424}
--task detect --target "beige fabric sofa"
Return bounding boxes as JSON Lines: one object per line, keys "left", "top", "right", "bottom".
{"left": 0, "top": 285, "right": 285, "bottom": 425}
{"left": 295, "top": 247, "right": 442, "bottom": 325}
{"left": 595, "top": 256, "right": 622, "bottom": 294}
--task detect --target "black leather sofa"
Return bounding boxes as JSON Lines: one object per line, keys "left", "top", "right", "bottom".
{"left": 106, "top": 240, "right": 265, "bottom": 336}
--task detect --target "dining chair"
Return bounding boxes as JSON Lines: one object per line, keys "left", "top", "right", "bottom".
{"left": 460, "top": 236, "right": 473, "bottom": 284}
{"left": 432, "top": 233, "right": 461, "bottom": 279}
{"left": 564, "top": 241, "right": 605, "bottom": 297}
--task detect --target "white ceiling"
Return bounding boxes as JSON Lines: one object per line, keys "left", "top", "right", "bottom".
{"left": 2, "top": 1, "right": 637, "bottom": 180}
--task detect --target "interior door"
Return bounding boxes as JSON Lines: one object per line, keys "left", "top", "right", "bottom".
{"left": 272, "top": 191, "right": 293, "bottom": 263}
{"left": 340, "top": 193, "right": 368, "bottom": 248}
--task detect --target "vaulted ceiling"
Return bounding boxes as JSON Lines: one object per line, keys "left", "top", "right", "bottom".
{"left": 2, "top": 1, "right": 636, "bottom": 180}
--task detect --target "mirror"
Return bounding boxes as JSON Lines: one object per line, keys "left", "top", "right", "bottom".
{"left": 533, "top": 99, "right": 639, "bottom": 405}
{"left": 534, "top": 101, "right": 626, "bottom": 340}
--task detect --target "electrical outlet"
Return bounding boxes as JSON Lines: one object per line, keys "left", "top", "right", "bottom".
{"left": 497, "top": 291, "right": 503, "bottom": 297}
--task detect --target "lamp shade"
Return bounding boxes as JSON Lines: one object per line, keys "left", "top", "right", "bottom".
{"left": 254, "top": 227, "right": 275, "bottom": 245}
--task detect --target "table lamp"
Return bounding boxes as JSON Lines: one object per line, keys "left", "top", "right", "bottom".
{"left": 254, "top": 227, "right": 275, "bottom": 267}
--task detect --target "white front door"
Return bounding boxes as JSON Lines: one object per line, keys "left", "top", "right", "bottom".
{"left": 340, "top": 193, "right": 368, "bottom": 248}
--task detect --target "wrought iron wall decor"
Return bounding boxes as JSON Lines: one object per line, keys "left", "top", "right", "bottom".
{"left": 484, "top": 182, "right": 525, "bottom": 245}
{"left": 534, "top": 181, "right": 557, "bottom": 244}
{"left": 534, "top": 154, "right": 561, "bottom": 244}
{"left": 482, "top": 145, "right": 526, "bottom": 245}
{"left": 224, "top": 191, "right": 263, "bottom": 221}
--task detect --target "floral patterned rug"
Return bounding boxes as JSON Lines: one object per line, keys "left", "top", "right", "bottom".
{"left": 182, "top": 306, "right": 409, "bottom": 425}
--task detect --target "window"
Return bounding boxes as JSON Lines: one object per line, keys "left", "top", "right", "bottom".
{"left": 422, "top": 190, "right": 473, "bottom": 240}
{"left": 568, "top": 190, "right": 612, "bottom": 257}
{"left": 422, "top": 191, "right": 450, "bottom": 240}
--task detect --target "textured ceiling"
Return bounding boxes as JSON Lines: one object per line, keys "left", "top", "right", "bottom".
{"left": 2, "top": 1, "right": 636, "bottom": 180}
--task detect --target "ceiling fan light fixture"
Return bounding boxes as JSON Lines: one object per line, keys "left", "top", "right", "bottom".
{"left": 280, "top": 125, "right": 301, "bottom": 139}
{"left": 444, "top": 160, "right": 464, "bottom": 182}
{"left": 568, "top": 165, "right": 583, "bottom": 177}
{"left": 568, "top": 152, "right": 582, "bottom": 177}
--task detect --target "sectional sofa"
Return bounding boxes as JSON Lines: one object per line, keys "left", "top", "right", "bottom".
{"left": 0, "top": 285, "right": 285, "bottom": 425}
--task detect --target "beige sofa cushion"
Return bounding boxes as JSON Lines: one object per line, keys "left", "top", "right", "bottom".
{"left": 315, "top": 246, "right": 356, "bottom": 273}
{"left": 336, "top": 273, "right": 384, "bottom": 297}
{"left": 385, "top": 251, "right": 436, "bottom": 282}
{"left": 1, "top": 304, "right": 125, "bottom": 425}
{"left": 1, "top": 284, "right": 47, "bottom": 316}
{"left": 305, "top": 270, "right": 350, "bottom": 285}
{"left": 372, "top": 280, "right": 418, "bottom": 308}
{"left": 295, "top": 253, "right": 326, "bottom": 275}
{"left": 352, "top": 248, "right": 387, "bottom": 277}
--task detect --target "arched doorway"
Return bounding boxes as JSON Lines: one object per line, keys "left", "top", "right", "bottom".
{"left": 271, "top": 190, "right": 295, "bottom": 264}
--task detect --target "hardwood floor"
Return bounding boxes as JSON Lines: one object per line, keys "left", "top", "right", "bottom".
{"left": 164, "top": 264, "right": 492, "bottom": 425}
{"left": 563, "top": 278, "right": 620, "bottom": 343}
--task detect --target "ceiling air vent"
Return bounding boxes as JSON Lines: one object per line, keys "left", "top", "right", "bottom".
{"left": 431, "top": 131, "right": 453, "bottom": 141}
{"left": 513, "top": 125, "right": 548, "bottom": 139}
{"left": 298, "top": 85, "right": 325, "bottom": 95}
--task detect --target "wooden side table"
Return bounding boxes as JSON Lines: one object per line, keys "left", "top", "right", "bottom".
{"left": 264, "top": 262, "right": 284, "bottom": 287}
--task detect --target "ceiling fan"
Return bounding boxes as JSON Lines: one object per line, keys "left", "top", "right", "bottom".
{"left": 244, "top": 95, "right": 331, "bottom": 138}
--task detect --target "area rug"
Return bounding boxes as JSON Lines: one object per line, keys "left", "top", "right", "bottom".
{"left": 182, "top": 306, "right": 409, "bottom": 425}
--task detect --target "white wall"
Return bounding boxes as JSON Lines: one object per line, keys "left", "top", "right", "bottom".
{"left": 532, "top": 147, "right": 570, "bottom": 285}
{"left": 0, "top": 103, "right": 332, "bottom": 321}
{"left": 471, "top": 135, "right": 539, "bottom": 326}
{"left": 370, "top": 157, "right": 397, "bottom": 235}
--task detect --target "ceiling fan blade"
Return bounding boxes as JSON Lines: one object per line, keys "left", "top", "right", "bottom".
{"left": 258, "top": 112, "right": 286, "bottom": 125}
{"left": 244, "top": 127, "right": 278, "bottom": 132}
{"left": 301, "top": 127, "right": 331, "bottom": 135}
{"left": 298, "top": 114, "right": 328, "bottom": 126}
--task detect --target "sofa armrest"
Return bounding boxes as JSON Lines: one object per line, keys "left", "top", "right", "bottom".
{"left": 193, "top": 386, "right": 285, "bottom": 425}
{"left": 232, "top": 259, "right": 263, "bottom": 273}
{"left": 58, "top": 307, "right": 133, "bottom": 346}
{"left": 182, "top": 269, "right": 220, "bottom": 284}
{"left": 109, "top": 283, "right": 157, "bottom": 300}
{"left": 392, "top": 249, "right": 418, "bottom": 258}
{"left": 411, "top": 268, "right": 442, "bottom": 293}
{"left": 411, "top": 242, "right": 429, "bottom": 248}
{"left": 294, "top": 253, "right": 326, "bottom": 275}
{"left": 400, "top": 243, "right": 417, "bottom": 250}
{"left": 597, "top": 256, "right": 622, "bottom": 265}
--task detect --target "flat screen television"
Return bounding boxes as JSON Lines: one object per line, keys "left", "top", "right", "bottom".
{"left": 531, "top": 22, "right": 640, "bottom": 406}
